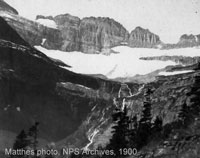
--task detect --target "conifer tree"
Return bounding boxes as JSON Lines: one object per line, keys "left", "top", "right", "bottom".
{"left": 186, "top": 76, "right": 200, "bottom": 117}
{"left": 136, "top": 88, "right": 153, "bottom": 149}
{"left": 12, "top": 130, "right": 30, "bottom": 158}
{"left": 13, "top": 130, "right": 30, "bottom": 150}
{"left": 128, "top": 115, "right": 138, "bottom": 148}
{"left": 28, "top": 122, "right": 39, "bottom": 158}
{"left": 152, "top": 116, "right": 163, "bottom": 134}
{"left": 178, "top": 103, "right": 191, "bottom": 127}
{"left": 107, "top": 105, "right": 129, "bottom": 157}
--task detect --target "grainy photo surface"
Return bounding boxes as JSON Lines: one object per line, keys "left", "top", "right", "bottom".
{"left": 0, "top": 0, "right": 200, "bottom": 157}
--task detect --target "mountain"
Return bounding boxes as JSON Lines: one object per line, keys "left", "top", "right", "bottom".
{"left": 1, "top": 0, "right": 200, "bottom": 54}
{"left": 178, "top": 34, "right": 200, "bottom": 47}
{"left": 0, "top": 11, "right": 129, "bottom": 54}
{"left": 1, "top": 2, "right": 200, "bottom": 158}
{"left": 57, "top": 63, "right": 200, "bottom": 158}
{"left": 128, "top": 26, "right": 161, "bottom": 48}
{"left": 37, "top": 14, "right": 130, "bottom": 53}
{"left": 0, "top": 0, "right": 18, "bottom": 15}
{"left": 0, "top": 16, "right": 123, "bottom": 150}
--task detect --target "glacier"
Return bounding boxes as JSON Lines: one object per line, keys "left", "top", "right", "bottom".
{"left": 35, "top": 46, "right": 200, "bottom": 79}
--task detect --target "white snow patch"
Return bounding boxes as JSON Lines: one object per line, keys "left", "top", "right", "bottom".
{"left": 60, "top": 82, "right": 91, "bottom": 90}
{"left": 76, "top": 84, "right": 91, "bottom": 90}
{"left": 91, "top": 105, "right": 97, "bottom": 111}
{"left": 4, "top": 105, "right": 11, "bottom": 111}
{"left": 36, "top": 19, "right": 57, "bottom": 29}
{"left": 33, "top": 54, "right": 42, "bottom": 58}
{"left": 8, "top": 69, "right": 14, "bottom": 72}
{"left": 16, "top": 107, "right": 21, "bottom": 112}
{"left": 84, "top": 129, "right": 99, "bottom": 150}
{"left": 87, "top": 116, "right": 92, "bottom": 124}
{"left": 121, "top": 98, "right": 126, "bottom": 110}
{"left": 0, "top": 11, "right": 15, "bottom": 19}
{"left": 35, "top": 46, "right": 200, "bottom": 78}
{"left": 41, "top": 38, "right": 46, "bottom": 45}
{"left": 156, "top": 44, "right": 163, "bottom": 49}
{"left": 195, "top": 36, "right": 199, "bottom": 42}
{"left": 121, "top": 42, "right": 128, "bottom": 45}
{"left": 159, "top": 70, "right": 194, "bottom": 76}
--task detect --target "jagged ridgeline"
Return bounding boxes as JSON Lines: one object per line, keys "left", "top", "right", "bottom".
{"left": 0, "top": 0, "right": 200, "bottom": 55}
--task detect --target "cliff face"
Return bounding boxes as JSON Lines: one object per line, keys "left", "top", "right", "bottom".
{"left": 79, "top": 17, "right": 129, "bottom": 53}
{"left": 32, "top": 14, "right": 164, "bottom": 52}
{"left": 178, "top": 34, "right": 200, "bottom": 47}
{"left": 1, "top": 12, "right": 129, "bottom": 54}
{"left": 0, "top": 0, "right": 18, "bottom": 15}
{"left": 37, "top": 15, "right": 129, "bottom": 53}
{"left": 128, "top": 26, "right": 161, "bottom": 48}
{"left": 53, "top": 14, "right": 81, "bottom": 51}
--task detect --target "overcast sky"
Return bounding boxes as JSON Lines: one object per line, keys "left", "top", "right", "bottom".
{"left": 5, "top": 0, "right": 200, "bottom": 43}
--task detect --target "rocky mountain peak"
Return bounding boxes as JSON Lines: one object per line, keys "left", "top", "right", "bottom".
{"left": 179, "top": 34, "right": 199, "bottom": 42}
{"left": 54, "top": 13, "right": 81, "bottom": 27}
{"left": 79, "top": 16, "right": 129, "bottom": 53}
{"left": 0, "top": 0, "right": 18, "bottom": 15}
{"left": 128, "top": 26, "right": 161, "bottom": 48}
{"left": 134, "top": 26, "right": 149, "bottom": 32}
{"left": 1, "top": 1, "right": 199, "bottom": 52}
{"left": 177, "top": 34, "right": 200, "bottom": 47}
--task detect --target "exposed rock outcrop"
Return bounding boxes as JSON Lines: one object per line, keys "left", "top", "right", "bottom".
{"left": 0, "top": 0, "right": 18, "bottom": 15}
{"left": 79, "top": 17, "right": 129, "bottom": 53}
{"left": 0, "top": 13, "right": 63, "bottom": 50}
{"left": 1, "top": 11, "right": 129, "bottom": 54}
{"left": 1, "top": 0, "right": 200, "bottom": 54}
{"left": 36, "top": 15, "right": 129, "bottom": 53}
{"left": 162, "top": 34, "right": 200, "bottom": 49}
{"left": 54, "top": 14, "right": 81, "bottom": 51}
{"left": 178, "top": 34, "right": 200, "bottom": 47}
{"left": 128, "top": 26, "right": 161, "bottom": 48}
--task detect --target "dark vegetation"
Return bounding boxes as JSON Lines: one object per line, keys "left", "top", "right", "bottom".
{"left": 11, "top": 122, "right": 39, "bottom": 158}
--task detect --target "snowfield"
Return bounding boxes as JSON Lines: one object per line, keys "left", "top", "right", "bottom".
{"left": 159, "top": 70, "right": 194, "bottom": 76}
{"left": 35, "top": 46, "right": 200, "bottom": 79}
{"left": 35, "top": 19, "right": 58, "bottom": 29}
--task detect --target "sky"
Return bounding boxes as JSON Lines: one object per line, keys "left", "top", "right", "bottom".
{"left": 5, "top": 0, "right": 200, "bottom": 43}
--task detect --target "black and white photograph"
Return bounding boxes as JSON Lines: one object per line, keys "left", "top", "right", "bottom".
{"left": 0, "top": 0, "right": 200, "bottom": 157}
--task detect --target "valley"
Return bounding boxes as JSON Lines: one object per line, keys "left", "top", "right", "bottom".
{"left": 0, "top": 0, "right": 200, "bottom": 157}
